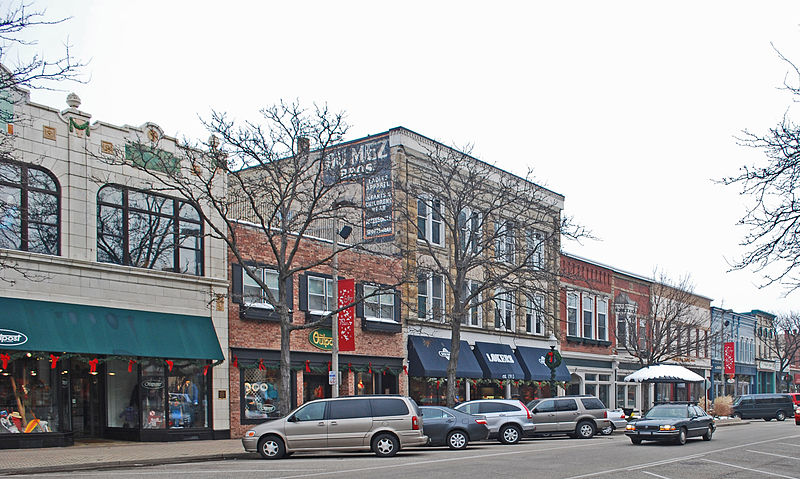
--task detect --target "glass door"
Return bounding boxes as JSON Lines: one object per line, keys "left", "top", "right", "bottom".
{"left": 70, "top": 359, "right": 103, "bottom": 438}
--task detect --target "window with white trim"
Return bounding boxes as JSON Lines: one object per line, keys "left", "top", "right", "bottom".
{"left": 526, "top": 229, "right": 544, "bottom": 268}
{"left": 418, "top": 273, "right": 444, "bottom": 321}
{"left": 494, "top": 290, "right": 515, "bottom": 331}
{"left": 363, "top": 285, "right": 396, "bottom": 322}
{"left": 495, "top": 220, "right": 515, "bottom": 263}
{"left": 582, "top": 295, "right": 594, "bottom": 339}
{"left": 461, "top": 280, "right": 481, "bottom": 327}
{"left": 242, "top": 266, "right": 279, "bottom": 308}
{"left": 525, "top": 295, "right": 544, "bottom": 335}
{"left": 417, "top": 197, "right": 443, "bottom": 246}
{"left": 308, "top": 276, "right": 334, "bottom": 314}
{"left": 597, "top": 298, "right": 607, "bottom": 341}
{"left": 567, "top": 292, "right": 578, "bottom": 337}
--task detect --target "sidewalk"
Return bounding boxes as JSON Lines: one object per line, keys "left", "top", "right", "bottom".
{"left": 0, "top": 438, "right": 253, "bottom": 476}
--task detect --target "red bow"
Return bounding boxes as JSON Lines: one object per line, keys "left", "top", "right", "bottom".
{"left": 436, "top": 380, "right": 440, "bottom": 388}
{"left": 347, "top": 362, "right": 352, "bottom": 372}
{"left": 166, "top": 360, "right": 174, "bottom": 372}
{"left": 456, "top": 380, "right": 460, "bottom": 387}
{"left": 0, "top": 353, "right": 9, "bottom": 369}
{"left": 258, "top": 359, "right": 265, "bottom": 371}
{"left": 88, "top": 358, "right": 99, "bottom": 373}
{"left": 49, "top": 354, "right": 60, "bottom": 369}
{"left": 327, "top": 362, "right": 331, "bottom": 372}
{"left": 305, "top": 360, "right": 311, "bottom": 373}
{"left": 402, "top": 365, "right": 408, "bottom": 375}
{"left": 232, "top": 355, "right": 238, "bottom": 368}
{"left": 203, "top": 365, "right": 210, "bottom": 376}
{"left": 128, "top": 359, "right": 137, "bottom": 372}
{"left": 368, "top": 362, "right": 372, "bottom": 374}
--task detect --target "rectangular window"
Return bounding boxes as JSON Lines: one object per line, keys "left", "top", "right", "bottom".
{"left": 418, "top": 274, "right": 444, "bottom": 321}
{"left": 526, "top": 295, "right": 544, "bottom": 335}
{"left": 495, "top": 220, "right": 515, "bottom": 263}
{"left": 567, "top": 292, "right": 578, "bottom": 337}
{"left": 242, "top": 266, "right": 280, "bottom": 308}
{"left": 526, "top": 229, "right": 544, "bottom": 268}
{"left": 242, "top": 367, "right": 282, "bottom": 423}
{"left": 417, "top": 197, "right": 443, "bottom": 246}
{"left": 597, "top": 298, "right": 607, "bottom": 341}
{"left": 461, "top": 280, "right": 481, "bottom": 327}
{"left": 617, "top": 313, "right": 627, "bottom": 348}
{"left": 364, "top": 285, "right": 396, "bottom": 321}
{"left": 308, "top": 276, "right": 334, "bottom": 314}
{"left": 494, "top": 290, "right": 515, "bottom": 331}
{"left": 582, "top": 295, "right": 594, "bottom": 339}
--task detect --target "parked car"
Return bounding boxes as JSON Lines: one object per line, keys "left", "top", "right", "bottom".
{"left": 525, "top": 395, "right": 612, "bottom": 439}
{"left": 731, "top": 393, "right": 794, "bottom": 421}
{"left": 242, "top": 395, "right": 427, "bottom": 459}
{"left": 786, "top": 392, "right": 800, "bottom": 411}
{"left": 625, "top": 403, "right": 715, "bottom": 445}
{"left": 601, "top": 408, "right": 628, "bottom": 435}
{"left": 795, "top": 407, "right": 800, "bottom": 425}
{"left": 420, "top": 406, "right": 489, "bottom": 449}
{"left": 453, "top": 399, "right": 534, "bottom": 444}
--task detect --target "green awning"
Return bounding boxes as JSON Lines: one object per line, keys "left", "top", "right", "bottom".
{"left": 0, "top": 297, "right": 223, "bottom": 360}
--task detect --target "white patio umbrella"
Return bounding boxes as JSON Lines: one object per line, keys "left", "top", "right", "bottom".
{"left": 624, "top": 364, "right": 705, "bottom": 383}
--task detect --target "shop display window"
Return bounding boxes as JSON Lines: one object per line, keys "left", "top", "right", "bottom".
{"left": 355, "top": 372, "right": 375, "bottom": 395}
{"left": 140, "top": 360, "right": 165, "bottom": 429}
{"left": 409, "top": 378, "right": 466, "bottom": 405}
{"left": 242, "top": 367, "right": 282, "bottom": 423}
{"left": 106, "top": 359, "right": 139, "bottom": 428}
{"left": 167, "top": 361, "right": 207, "bottom": 429}
{"left": 0, "top": 357, "right": 63, "bottom": 433}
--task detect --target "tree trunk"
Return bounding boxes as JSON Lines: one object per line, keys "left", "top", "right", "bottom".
{"left": 279, "top": 317, "right": 293, "bottom": 416}
{"left": 446, "top": 315, "right": 464, "bottom": 407}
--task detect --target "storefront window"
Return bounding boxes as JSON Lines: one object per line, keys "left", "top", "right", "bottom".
{"left": 0, "top": 357, "right": 62, "bottom": 433}
{"left": 356, "top": 372, "right": 374, "bottom": 395}
{"left": 409, "top": 378, "right": 466, "bottom": 405}
{"left": 242, "top": 367, "right": 282, "bottom": 423}
{"left": 167, "top": 361, "right": 207, "bottom": 429}
{"left": 106, "top": 359, "right": 138, "bottom": 428}
{"left": 140, "top": 360, "right": 165, "bottom": 429}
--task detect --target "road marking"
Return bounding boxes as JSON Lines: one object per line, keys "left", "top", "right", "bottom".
{"left": 642, "top": 471, "right": 672, "bottom": 479}
{"left": 746, "top": 450, "right": 800, "bottom": 461}
{"left": 561, "top": 434, "right": 800, "bottom": 479}
{"left": 699, "top": 458, "right": 799, "bottom": 479}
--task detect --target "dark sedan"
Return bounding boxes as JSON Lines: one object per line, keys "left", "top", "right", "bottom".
{"left": 625, "top": 403, "right": 715, "bottom": 445}
{"left": 420, "top": 406, "right": 489, "bottom": 450}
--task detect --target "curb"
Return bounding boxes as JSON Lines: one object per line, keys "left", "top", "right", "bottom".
{"left": 0, "top": 452, "right": 254, "bottom": 476}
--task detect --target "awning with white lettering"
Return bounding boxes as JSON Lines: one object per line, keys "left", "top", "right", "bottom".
{"left": 473, "top": 341, "right": 525, "bottom": 380}
{"left": 514, "top": 346, "right": 571, "bottom": 382}
{"left": 407, "top": 335, "right": 483, "bottom": 378}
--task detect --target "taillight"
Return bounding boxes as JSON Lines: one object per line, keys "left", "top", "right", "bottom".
{"left": 621, "top": 413, "right": 626, "bottom": 419}
{"left": 412, "top": 415, "right": 420, "bottom": 430}
{"left": 475, "top": 419, "right": 487, "bottom": 425}
{"left": 604, "top": 410, "right": 608, "bottom": 418}
{"left": 521, "top": 403, "right": 532, "bottom": 419}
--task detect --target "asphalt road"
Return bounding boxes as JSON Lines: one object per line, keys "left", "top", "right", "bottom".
{"left": 15, "top": 420, "right": 800, "bottom": 479}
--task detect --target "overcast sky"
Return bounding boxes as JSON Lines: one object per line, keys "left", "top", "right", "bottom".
{"left": 19, "top": 1, "right": 800, "bottom": 313}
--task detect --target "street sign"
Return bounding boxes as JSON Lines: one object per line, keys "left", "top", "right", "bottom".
{"left": 329, "top": 371, "right": 337, "bottom": 386}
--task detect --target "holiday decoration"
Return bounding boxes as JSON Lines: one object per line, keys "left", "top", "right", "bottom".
{"left": 165, "top": 360, "right": 174, "bottom": 372}
{"left": 305, "top": 360, "right": 311, "bottom": 373}
{"left": 232, "top": 355, "right": 238, "bottom": 368}
{"left": 402, "top": 365, "right": 408, "bottom": 375}
{"left": 258, "top": 359, "right": 265, "bottom": 371}
{"left": 368, "top": 362, "right": 372, "bottom": 374}
{"left": 128, "top": 359, "right": 137, "bottom": 373}
{"left": 327, "top": 361, "right": 331, "bottom": 372}
{"left": 203, "top": 365, "right": 209, "bottom": 376}
{"left": 0, "top": 353, "right": 9, "bottom": 369}
{"left": 68, "top": 118, "right": 90, "bottom": 136}
{"left": 347, "top": 362, "right": 352, "bottom": 372}
{"left": 88, "top": 358, "right": 99, "bottom": 373}
{"left": 337, "top": 279, "right": 356, "bottom": 351}
{"left": 49, "top": 354, "right": 59, "bottom": 369}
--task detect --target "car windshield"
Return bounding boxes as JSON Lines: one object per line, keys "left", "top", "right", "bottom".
{"left": 643, "top": 405, "right": 688, "bottom": 419}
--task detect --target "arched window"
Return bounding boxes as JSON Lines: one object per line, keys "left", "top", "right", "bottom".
{"left": 0, "top": 159, "right": 60, "bottom": 255}
{"left": 97, "top": 185, "right": 203, "bottom": 275}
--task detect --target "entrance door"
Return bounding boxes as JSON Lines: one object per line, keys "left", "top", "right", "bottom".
{"left": 71, "top": 360, "right": 102, "bottom": 438}
{"left": 303, "top": 374, "right": 331, "bottom": 403}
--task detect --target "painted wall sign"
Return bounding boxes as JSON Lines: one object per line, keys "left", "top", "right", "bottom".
{"left": 0, "top": 329, "right": 27, "bottom": 347}
{"left": 309, "top": 328, "right": 334, "bottom": 351}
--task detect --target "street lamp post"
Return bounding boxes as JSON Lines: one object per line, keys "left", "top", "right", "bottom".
{"left": 330, "top": 214, "right": 353, "bottom": 398}
{"left": 545, "top": 333, "right": 562, "bottom": 397}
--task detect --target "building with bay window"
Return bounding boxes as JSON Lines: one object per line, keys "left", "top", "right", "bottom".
{"left": 0, "top": 89, "right": 229, "bottom": 448}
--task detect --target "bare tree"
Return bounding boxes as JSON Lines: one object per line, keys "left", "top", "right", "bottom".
{"left": 615, "top": 271, "right": 710, "bottom": 366}
{"left": 762, "top": 313, "right": 800, "bottom": 392}
{"left": 398, "top": 140, "right": 586, "bottom": 407}
{"left": 722, "top": 45, "right": 800, "bottom": 292}
{"left": 100, "top": 101, "right": 403, "bottom": 415}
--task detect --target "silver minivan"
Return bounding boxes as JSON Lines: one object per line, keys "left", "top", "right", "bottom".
{"left": 242, "top": 395, "right": 428, "bottom": 459}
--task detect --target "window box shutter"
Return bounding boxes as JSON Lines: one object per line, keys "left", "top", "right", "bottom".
{"left": 231, "top": 263, "right": 243, "bottom": 304}
{"left": 298, "top": 274, "right": 308, "bottom": 311}
{"left": 355, "top": 283, "right": 364, "bottom": 318}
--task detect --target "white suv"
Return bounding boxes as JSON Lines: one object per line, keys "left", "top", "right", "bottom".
{"left": 454, "top": 399, "right": 535, "bottom": 444}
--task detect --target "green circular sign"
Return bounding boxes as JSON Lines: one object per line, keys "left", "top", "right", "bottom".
{"left": 309, "top": 328, "right": 333, "bottom": 351}
{"left": 544, "top": 349, "right": 562, "bottom": 368}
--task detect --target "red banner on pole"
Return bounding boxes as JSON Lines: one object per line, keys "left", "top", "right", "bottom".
{"left": 723, "top": 342, "right": 735, "bottom": 376}
{"left": 338, "top": 278, "right": 355, "bottom": 352}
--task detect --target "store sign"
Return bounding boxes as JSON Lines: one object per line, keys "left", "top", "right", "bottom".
{"left": 485, "top": 353, "right": 515, "bottom": 364}
{"left": 309, "top": 328, "right": 334, "bottom": 351}
{"left": 438, "top": 348, "right": 451, "bottom": 360}
{"left": 723, "top": 342, "right": 735, "bottom": 376}
{"left": 141, "top": 378, "right": 164, "bottom": 390}
{"left": 0, "top": 329, "right": 27, "bottom": 347}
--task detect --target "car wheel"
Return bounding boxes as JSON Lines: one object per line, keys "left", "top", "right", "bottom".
{"left": 601, "top": 424, "right": 614, "bottom": 436}
{"left": 498, "top": 424, "right": 521, "bottom": 444}
{"left": 447, "top": 430, "right": 468, "bottom": 450}
{"left": 776, "top": 410, "right": 786, "bottom": 421}
{"left": 702, "top": 425, "right": 713, "bottom": 441}
{"left": 576, "top": 420, "right": 596, "bottom": 439}
{"left": 630, "top": 437, "right": 642, "bottom": 445}
{"left": 257, "top": 435, "right": 286, "bottom": 459}
{"left": 675, "top": 427, "right": 687, "bottom": 445}
{"left": 372, "top": 433, "right": 399, "bottom": 457}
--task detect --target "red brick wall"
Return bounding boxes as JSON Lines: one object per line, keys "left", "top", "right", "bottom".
{"left": 559, "top": 255, "right": 615, "bottom": 355}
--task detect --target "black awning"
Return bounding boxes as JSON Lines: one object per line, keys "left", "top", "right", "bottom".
{"left": 515, "top": 346, "right": 570, "bottom": 381}
{"left": 407, "top": 336, "right": 483, "bottom": 378}
{"left": 473, "top": 341, "right": 525, "bottom": 380}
